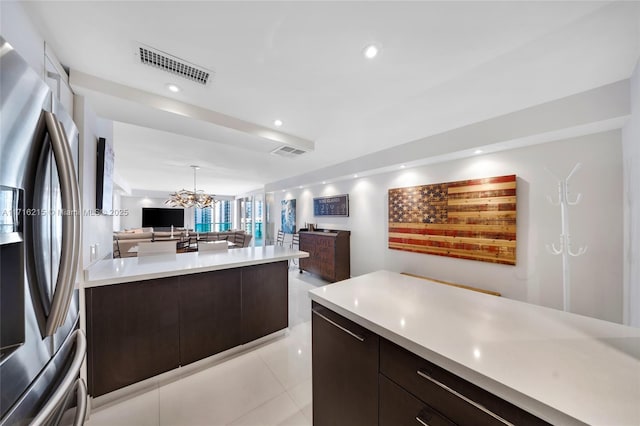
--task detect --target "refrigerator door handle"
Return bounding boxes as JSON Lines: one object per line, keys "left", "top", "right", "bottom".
{"left": 30, "top": 329, "right": 86, "bottom": 426}
{"left": 53, "top": 115, "right": 81, "bottom": 324}
{"left": 43, "top": 112, "right": 80, "bottom": 336}
{"left": 72, "top": 378, "right": 88, "bottom": 426}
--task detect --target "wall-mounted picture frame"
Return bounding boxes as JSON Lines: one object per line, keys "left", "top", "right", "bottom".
{"left": 388, "top": 174, "right": 516, "bottom": 265}
{"left": 313, "top": 194, "right": 349, "bottom": 217}
{"left": 96, "top": 137, "right": 114, "bottom": 214}
{"left": 281, "top": 199, "right": 296, "bottom": 234}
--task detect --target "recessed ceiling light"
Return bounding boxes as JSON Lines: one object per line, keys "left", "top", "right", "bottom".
{"left": 400, "top": 164, "right": 406, "bottom": 169}
{"left": 299, "top": 185, "right": 303, "bottom": 189}
{"left": 166, "top": 83, "right": 181, "bottom": 93}
{"left": 363, "top": 44, "right": 379, "bottom": 59}
{"left": 274, "top": 119, "right": 283, "bottom": 127}
{"left": 322, "top": 181, "right": 326, "bottom": 184}
{"left": 474, "top": 149, "right": 483, "bottom": 154}
{"left": 354, "top": 174, "right": 359, "bottom": 178}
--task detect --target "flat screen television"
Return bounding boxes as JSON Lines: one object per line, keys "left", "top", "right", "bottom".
{"left": 142, "top": 208, "right": 184, "bottom": 228}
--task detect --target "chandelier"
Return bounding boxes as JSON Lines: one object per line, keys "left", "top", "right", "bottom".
{"left": 165, "top": 165, "right": 218, "bottom": 209}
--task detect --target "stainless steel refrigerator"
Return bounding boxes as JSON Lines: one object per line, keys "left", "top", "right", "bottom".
{"left": 1, "top": 36, "right": 87, "bottom": 425}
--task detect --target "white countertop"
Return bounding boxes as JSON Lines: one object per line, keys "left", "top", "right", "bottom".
{"left": 84, "top": 246, "right": 308, "bottom": 287}
{"left": 308, "top": 270, "right": 640, "bottom": 426}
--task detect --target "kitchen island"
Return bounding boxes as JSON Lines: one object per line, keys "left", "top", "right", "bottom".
{"left": 84, "top": 246, "right": 308, "bottom": 397}
{"left": 309, "top": 270, "right": 640, "bottom": 426}
{"left": 84, "top": 245, "right": 308, "bottom": 286}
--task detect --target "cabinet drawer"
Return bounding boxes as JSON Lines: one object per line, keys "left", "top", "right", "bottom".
{"left": 380, "top": 374, "right": 455, "bottom": 426}
{"left": 380, "top": 339, "right": 548, "bottom": 426}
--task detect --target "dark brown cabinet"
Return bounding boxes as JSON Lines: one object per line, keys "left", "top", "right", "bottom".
{"left": 179, "top": 269, "right": 242, "bottom": 365}
{"left": 311, "top": 304, "right": 549, "bottom": 426}
{"left": 380, "top": 339, "right": 548, "bottom": 426}
{"left": 86, "top": 262, "right": 290, "bottom": 397}
{"left": 379, "top": 375, "right": 455, "bottom": 426}
{"left": 311, "top": 302, "right": 379, "bottom": 426}
{"left": 86, "top": 276, "right": 180, "bottom": 397}
{"left": 299, "top": 230, "right": 350, "bottom": 282}
{"left": 241, "top": 261, "right": 288, "bottom": 343}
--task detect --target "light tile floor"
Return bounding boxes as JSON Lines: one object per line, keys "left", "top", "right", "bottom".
{"left": 86, "top": 267, "right": 326, "bottom": 426}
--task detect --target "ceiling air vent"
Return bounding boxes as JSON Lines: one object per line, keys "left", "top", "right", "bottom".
{"left": 137, "top": 44, "right": 212, "bottom": 85}
{"left": 271, "top": 145, "right": 307, "bottom": 158}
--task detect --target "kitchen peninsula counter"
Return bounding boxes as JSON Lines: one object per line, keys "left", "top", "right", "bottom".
{"left": 84, "top": 246, "right": 309, "bottom": 397}
{"left": 309, "top": 270, "right": 640, "bottom": 426}
{"left": 84, "top": 245, "right": 308, "bottom": 287}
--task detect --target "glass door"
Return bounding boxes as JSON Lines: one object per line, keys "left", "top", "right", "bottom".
{"left": 238, "top": 197, "right": 251, "bottom": 240}
{"left": 216, "top": 200, "right": 232, "bottom": 231}
{"left": 237, "top": 195, "right": 264, "bottom": 247}
{"left": 254, "top": 195, "right": 264, "bottom": 247}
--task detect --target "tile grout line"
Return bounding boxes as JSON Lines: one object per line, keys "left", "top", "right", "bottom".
{"left": 284, "top": 387, "right": 305, "bottom": 413}
{"left": 224, "top": 354, "right": 290, "bottom": 425}
{"left": 225, "top": 390, "right": 295, "bottom": 426}
{"left": 256, "top": 344, "right": 290, "bottom": 393}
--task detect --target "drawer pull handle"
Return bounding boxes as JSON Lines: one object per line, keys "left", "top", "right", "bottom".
{"left": 312, "top": 309, "right": 365, "bottom": 342}
{"left": 416, "top": 370, "right": 514, "bottom": 426}
{"left": 415, "top": 416, "right": 430, "bottom": 426}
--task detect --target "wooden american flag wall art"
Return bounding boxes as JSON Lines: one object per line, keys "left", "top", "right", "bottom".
{"left": 388, "top": 174, "right": 517, "bottom": 265}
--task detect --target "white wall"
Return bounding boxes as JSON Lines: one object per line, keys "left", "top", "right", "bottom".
{"left": 75, "top": 95, "right": 114, "bottom": 268}
{"left": 0, "top": 1, "right": 45, "bottom": 75}
{"left": 112, "top": 190, "right": 122, "bottom": 232}
{"left": 119, "top": 196, "right": 194, "bottom": 231}
{"left": 623, "top": 59, "right": 640, "bottom": 326}
{"left": 273, "top": 131, "right": 623, "bottom": 323}
{"left": 1, "top": 3, "right": 71, "bottom": 115}
{"left": 267, "top": 80, "right": 629, "bottom": 193}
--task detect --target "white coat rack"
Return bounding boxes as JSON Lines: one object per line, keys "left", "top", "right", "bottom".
{"left": 545, "top": 163, "right": 587, "bottom": 312}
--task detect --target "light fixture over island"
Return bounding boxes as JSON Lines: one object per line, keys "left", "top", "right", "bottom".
{"left": 165, "top": 165, "right": 217, "bottom": 209}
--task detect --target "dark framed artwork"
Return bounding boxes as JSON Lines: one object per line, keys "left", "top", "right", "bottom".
{"left": 313, "top": 194, "right": 349, "bottom": 217}
{"left": 96, "top": 137, "right": 114, "bottom": 214}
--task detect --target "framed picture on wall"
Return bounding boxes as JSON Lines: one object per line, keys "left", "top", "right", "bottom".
{"left": 313, "top": 194, "right": 349, "bottom": 217}
{"left": 96, "top": 137, "right": 115, "bottom": 214}
{"left": 388, "top": 174, "right": 517, "bottom": 265}
{"left": 281, "top": 199, "right": 296, "bottom": 234}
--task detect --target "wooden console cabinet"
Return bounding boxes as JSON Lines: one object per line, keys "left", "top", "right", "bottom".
{"left": 299, "top": 230, "right": 350, "bottom": 282}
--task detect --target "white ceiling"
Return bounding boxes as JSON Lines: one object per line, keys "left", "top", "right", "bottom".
{"left": 22, "top": 1, "right": 640, "bottom": 195}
